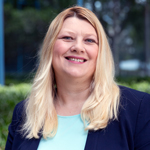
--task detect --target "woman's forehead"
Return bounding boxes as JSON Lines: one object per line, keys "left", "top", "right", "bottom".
{"left": 59, "top": 17, "right": 97, "bottom": 36}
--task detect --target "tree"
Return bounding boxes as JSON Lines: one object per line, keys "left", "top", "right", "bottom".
{"left": 145, "top": 0, "right": 150, "bottom": 76}
{"left": 89, "top": 0, "right": 147, "bottom": 76}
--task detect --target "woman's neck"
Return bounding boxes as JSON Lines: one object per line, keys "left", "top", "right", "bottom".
{"left": 54, "top": 77, "right": 92, "bottom": 116}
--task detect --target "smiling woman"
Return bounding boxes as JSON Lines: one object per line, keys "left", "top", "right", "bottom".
{"left": 5, "top": 6, "right": 150, "bottom": 150}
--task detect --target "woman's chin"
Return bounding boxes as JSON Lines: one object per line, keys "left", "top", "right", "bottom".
{"left": 67, "top": 72, "right": 85, "bottom": 78}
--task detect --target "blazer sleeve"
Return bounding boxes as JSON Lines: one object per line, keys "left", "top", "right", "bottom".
{"left": 134, "top": 93, "right": 150, "bottom": 150}
{"left": 5, "top": 101, "right": 24, "bottom": 150}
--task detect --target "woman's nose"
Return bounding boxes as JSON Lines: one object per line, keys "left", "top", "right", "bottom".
{"left": 70, "top": 39, "right": 85, "bottom": 53}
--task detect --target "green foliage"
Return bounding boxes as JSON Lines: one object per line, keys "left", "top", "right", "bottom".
{"left": 129, "top": 82, "right": 150, "bottom": 93}
{"left": 119, "top": 81, "right": 150, "bottom": 94}
{"left": 117, "top": 77, "right": 150, "bottom": 94}
{"left": 5, "top": 73, "right": 33, "bottom": 85}
{"left": 0, "top": 83, "right": 31, "bottom": 150}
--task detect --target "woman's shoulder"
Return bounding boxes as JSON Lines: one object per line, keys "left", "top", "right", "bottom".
{"left": 14, "top": 100, "right": 26, "bottom": 116}
{"left": 118, "top": 85, "right": 150, "bottom": 122}
{"left": 119, "top": 85, "right": 150, "bottom": 99}
{"left": 117, "top": 86, "right": 150, "bottom": 149}
{"left": 119, "top": 85, "right": 150, "bottom": 107}
{"left": 11, "top": 100, "right": 26, "bottom": 127}
{"left": 15, "top": 99, "right": 26, "bottom": 109}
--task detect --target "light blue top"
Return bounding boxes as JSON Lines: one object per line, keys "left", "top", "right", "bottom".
{"left": 37, "top": 114, "right": 88, "bottom": 150}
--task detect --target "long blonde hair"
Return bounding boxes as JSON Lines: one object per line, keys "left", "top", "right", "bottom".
{"left": 22, "top": 6, "right": 120, "bottom": 139}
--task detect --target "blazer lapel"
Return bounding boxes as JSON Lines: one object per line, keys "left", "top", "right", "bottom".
{"left": 84, "top": 130, "right": 99, "bottom": 150}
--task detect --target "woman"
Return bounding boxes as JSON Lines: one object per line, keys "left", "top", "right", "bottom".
{"left": 5, "top": 6, "right": 150, "bottom": 150}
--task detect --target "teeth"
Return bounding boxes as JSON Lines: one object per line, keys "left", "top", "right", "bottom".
{"left": 69, "top": 58, "right": 84, "bottom": 62}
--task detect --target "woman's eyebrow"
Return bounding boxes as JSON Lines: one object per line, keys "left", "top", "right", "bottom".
{"left": 59, "top": 29, "right": 75, "bottom": 34}
{"left": 84, "top": 33, "right": 97, "bottom": 38}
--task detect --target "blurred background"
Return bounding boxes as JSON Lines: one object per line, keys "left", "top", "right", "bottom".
{"left": 0, "top": 0, "right": 150, "bottom": 149}
{"left": 0, "top": 0, "right": 150, "bottom": 83}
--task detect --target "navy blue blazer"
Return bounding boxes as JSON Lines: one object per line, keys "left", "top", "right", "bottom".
{"left": 5, "top": 86, "right": 150, "bottom": 150}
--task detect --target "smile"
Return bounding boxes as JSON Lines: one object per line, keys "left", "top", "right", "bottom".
{"left": 65, "top": 57, "right": 87, "bottom": 63}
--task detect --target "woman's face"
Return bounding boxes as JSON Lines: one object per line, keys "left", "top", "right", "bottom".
{"left": 52, "top": 17, "right": 99, "bottom": 81}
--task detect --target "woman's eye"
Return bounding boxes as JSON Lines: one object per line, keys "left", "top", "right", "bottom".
{"left": 85, "top": 39, "right": 95, "bottom": 43}
{"left": 62, "top": 36, "right": 72, "bottom": 40}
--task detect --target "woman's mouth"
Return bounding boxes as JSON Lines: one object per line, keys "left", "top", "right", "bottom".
{"left": 65, "top": 57, "right": 87, "bottom": 62}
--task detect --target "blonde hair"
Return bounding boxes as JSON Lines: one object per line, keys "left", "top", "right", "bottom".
{"left": 22, "top": 6, "right": 120, "bottom": 139}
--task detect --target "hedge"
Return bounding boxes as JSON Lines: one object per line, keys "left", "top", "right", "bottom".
{"left": 119, "top": 81, "right": 150, "bottom": 94}
{"left": 0, "top": 83, "right": 31, "bottom": 150}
